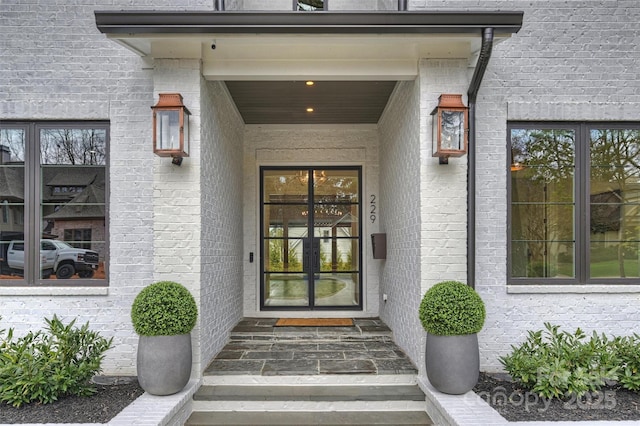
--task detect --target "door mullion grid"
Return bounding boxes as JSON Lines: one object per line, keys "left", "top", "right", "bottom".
{"left": 306, "top": 167, "right": 316, "bottom": 307}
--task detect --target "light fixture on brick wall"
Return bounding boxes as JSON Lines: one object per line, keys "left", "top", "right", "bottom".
{"left": 431, "top": 94, "right": 469, "bottom": 164}
{"left": 152, "top": 93, "right": 190, "bottom": 165}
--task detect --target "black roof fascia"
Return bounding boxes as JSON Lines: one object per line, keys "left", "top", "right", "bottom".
{"left": 94, "top": 11, "right": 523, "bottom": 35}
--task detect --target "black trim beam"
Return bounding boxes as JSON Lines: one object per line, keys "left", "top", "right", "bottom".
{"left": 95, "top": 11, "right": 523, "bottom": 35}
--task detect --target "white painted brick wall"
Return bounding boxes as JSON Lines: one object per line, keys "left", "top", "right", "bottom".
{"left": 4, "top": 0, "right": 640, "bottom": 379}
{"left": 0, "top": 0, "right": 193, "bottom": 376}
{"left": 152, "top": 58, "right": 206, "bottom": 375}
{"left": 378, "top": 59, "right": 470, "bottom": 377}
{"left": 199, "top": 79, "right": 245, "bottom": 371}
{"left": 412, "top": 0, "right": 640, "bottom": 372}
{"left": 0, "top": 0, "right": 220, "bottom": 376}
{"left": 419, "top": 59, "right": 469, "bottom": 291}
{"left": 378, "top": 80, "right": 424, "bottom": 370}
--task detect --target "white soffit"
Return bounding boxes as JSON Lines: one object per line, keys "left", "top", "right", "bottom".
{"left": 110, "top": 33, "right": 505, "bottom": 81}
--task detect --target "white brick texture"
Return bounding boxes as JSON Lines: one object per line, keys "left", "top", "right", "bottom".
{"left": 411, "top": 1, "right": 640, "bottom": 371}
{"left": 3, "top": 0, "right": 640, "bottom": 380}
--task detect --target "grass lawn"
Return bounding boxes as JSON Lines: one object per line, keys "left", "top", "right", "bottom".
{"left": 556, "top": 259, "right": 640, "bottom": 278}
{"left": 590, "top": 259, "right": 640, "bottom": 278}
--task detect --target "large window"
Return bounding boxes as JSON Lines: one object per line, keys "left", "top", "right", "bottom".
{"left": 509, "top": 122, "right": 640, "bottom": 284}
{"left": 0, "top": 122, "right": 108, "bottom": 285}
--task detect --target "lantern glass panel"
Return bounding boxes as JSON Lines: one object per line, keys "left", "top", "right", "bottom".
{"left": 155, "top": 110, "right": 181, "bottom": 151}
{"left": 440, "top": 110, "right": 465, "bottom": 151}
{"left": 183, "top": 113, "right": 189, "bottom": 155}
{"left": 432, "top": 112, "right": 439, "bottom": 156}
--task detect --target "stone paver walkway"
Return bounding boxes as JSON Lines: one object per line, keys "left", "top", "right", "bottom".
{"left": 204, "top": 317, "right": 418, "bottom": 376}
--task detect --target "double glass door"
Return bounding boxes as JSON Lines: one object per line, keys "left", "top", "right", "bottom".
{"left": 260, "top": 167, "right": 362, "bottom": 310}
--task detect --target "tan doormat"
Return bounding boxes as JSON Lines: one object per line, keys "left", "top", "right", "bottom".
{"left": 275, "top": 318, "right": 354, "bottom": 327}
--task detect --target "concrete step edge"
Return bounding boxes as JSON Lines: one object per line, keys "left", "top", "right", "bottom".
{"left": 228, "top": 334, "right": 394, "bottom": 341}
{"left": 194, "top": 384, "right": 425, "bottom": 401}
{"left": 186, "top": 409, "right": 433, "bottom": 426}
{"left": 202, "top": 374, "right": 419, "bottom": 386}
{"left": 192, "top": 400, "right": 427, "bottom": 412}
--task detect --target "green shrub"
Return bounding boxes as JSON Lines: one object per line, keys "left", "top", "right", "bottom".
{"left": 131, "top": 281, "right": 198, "bottom": 336}
{"left": 613, "top": 334, "right": 640, "bottom": 391}
{"left": 0, "top": 315, "right": 113, "bottom": 407}
{"left": 418, "top": 280, "right": 485, "bottom": 336}
{"left": 500, "top": 323, "right": 620, "bottom": 399}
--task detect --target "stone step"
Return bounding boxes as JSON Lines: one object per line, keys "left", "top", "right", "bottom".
{"left": 185, "top": 410, "right": 432, "bottom": 425}
{"left": 186, "top": 382, "right": 431, "bottom": 425}
{"left": 229, "top": 318, "right": 394, "bottom": 340}
{"left": 194, "top": 384, "right": 426, "bottom": 401}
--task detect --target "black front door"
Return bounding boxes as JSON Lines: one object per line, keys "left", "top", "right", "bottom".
{"left": 260, "top": 167, "right": 362, "bottom": 310}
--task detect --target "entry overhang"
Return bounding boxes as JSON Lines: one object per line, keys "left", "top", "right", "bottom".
{"left": 95, "top": 11, "right": 523, "bottom": 80}
{"left": 94, "top": 11, "right": 524, "bottom": 35}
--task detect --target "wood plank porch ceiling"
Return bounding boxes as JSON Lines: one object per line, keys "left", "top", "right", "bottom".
{"left": 225, "top": 80, "right": 397, "bottom": 124}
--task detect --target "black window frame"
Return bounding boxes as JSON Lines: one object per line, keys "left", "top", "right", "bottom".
{"left": 0, "top": 120, "right": 109, "bottom": 287}
{"left": 507, "top": 121, "right": 640, "bottom": 285}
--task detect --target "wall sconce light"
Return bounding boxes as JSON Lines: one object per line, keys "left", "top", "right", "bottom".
{"left": 152, "top": 93, "right": 190, "bottom": 165}
{"left": 431, "top": 94, "right": 469, "bottom": 164}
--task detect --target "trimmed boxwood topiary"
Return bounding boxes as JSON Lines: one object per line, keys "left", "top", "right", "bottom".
{"left": 419, "top": 280, "right": 485, "bottom": 336}
{"left": 131, "top": 281, "right": 197, "bottom": 336}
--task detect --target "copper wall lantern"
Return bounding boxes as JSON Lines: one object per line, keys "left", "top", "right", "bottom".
{"left": 152, "top": 93, "right": 190, "bottom": 164}
{"left": 431, "top": 94, "right": 469, "bottom": 164}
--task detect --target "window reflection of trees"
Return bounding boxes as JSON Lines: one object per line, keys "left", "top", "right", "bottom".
{"left": 40, "top": 129, "right": 106, "bottom": 166}
{"left": 0, "top": 129, "right": 25, "bottom": 163}
{"left": 297, "top": 0, "right": 324, "bottom": 11}
{"left": 510, "top": 129, "right": 575, "bottom": 278}
{"left": 511, "top": 126, "right": 640, "bottom": 280}
{"left": 590, "top": 129, "right": 640, "bottom": 278}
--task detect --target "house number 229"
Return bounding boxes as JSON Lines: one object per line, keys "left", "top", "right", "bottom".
{"left": 370, "top": 194, "right": 377, "bottom": 223}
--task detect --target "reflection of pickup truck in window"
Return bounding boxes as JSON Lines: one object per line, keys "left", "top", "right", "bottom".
{"left": 6, "top": 240, "right": 99, "bottom": 279}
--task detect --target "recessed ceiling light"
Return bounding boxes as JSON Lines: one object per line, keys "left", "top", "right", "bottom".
{"left": 306, "top": 81, "right": 315, "bottom": 86}
{"left": 306, "top": 107, "right": 314, "bottom": 112}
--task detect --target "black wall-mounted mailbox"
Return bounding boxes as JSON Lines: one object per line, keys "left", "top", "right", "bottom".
{"left": 371, "top": 233, "right": 387, "bottom": 259}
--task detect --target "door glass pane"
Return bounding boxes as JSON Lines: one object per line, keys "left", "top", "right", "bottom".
{"left": 264, "top": 238, "right": 304, "bottom": 272}
{"left": 263, "top": 170, "right": 309, "bottom": 203}
{"left": 314, "top": 273, "right": 359, "bottom": 307}
{"left": 510, "top": 128, "right": 576, "bottom": 278}
{"left": 264, "top": 204, "right": 309, "bottom": 231}
{"left": 317, "top": 237, "right": 359, "bottom": 273}
{"left": 40, "top": 128, "right": 106, "bottom": 280}
{"left": 313, "top": 169, "right": 359, "bottom": 203}
{"left": 264, "top": 273, "right": 309, "bottom": 306}
{"left": 589, "top": 129, "right": 640, "bottom": 278}
{"left": 313, "top": 205, "right": 359, "bottom": 237}
{"left": 0, "top": 128, "right": 25, "bottom": 279}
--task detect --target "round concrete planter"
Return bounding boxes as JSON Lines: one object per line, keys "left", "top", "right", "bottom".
{"left": 137, "top": 333, "right": 192, "bottom": 396}
{"left": 426, "top": 332, "right": 479, "bottom": 395}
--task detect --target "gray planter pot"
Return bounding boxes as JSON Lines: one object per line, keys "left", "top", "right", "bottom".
{"left": 426, "top": 332, "right": 479, "bottom": 395}
{"left": 137, "top": 333, "right": 192, "bottom": 396}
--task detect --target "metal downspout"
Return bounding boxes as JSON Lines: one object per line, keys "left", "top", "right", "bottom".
{"left": 467, "top": 27, "right": 494, "bottom": 288}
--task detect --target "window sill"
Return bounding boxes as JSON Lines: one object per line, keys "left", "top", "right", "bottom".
{"left": 0, "top": 286, "right": 108, "bottom": 296}
{"left": 507, "top": 284, "right": 640, "bottom": 294}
